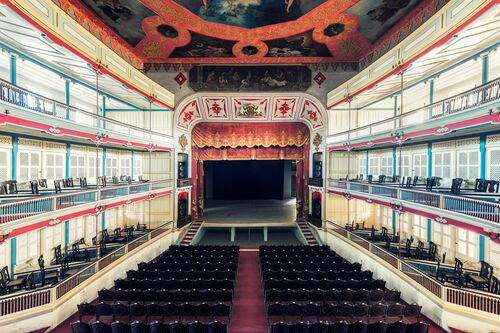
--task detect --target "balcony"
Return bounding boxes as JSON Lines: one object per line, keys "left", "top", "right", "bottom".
{"left": 0, "top": 79, "right": 173, "bottom": 149}
{"left": 0, "top": 180, "right": 174, "bottom": 226}
{"left": 327, "top": 179, "right": 500, "bottom": 230}
{"left": 327, "top": 78, "right": 500, "bottom": 150}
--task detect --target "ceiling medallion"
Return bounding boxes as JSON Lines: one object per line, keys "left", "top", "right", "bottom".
{"left": 313, "top": 72, "right": 326, "bottom": 87}
{"left": 174, "top": 72, "right": 187, "bottom": 87}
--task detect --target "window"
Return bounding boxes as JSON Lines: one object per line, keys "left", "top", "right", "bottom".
{"left": 106, "top": 156, "right": 118, "bottom": 177}
{"left": 69, "top": 217, "right": 85, "bottom": 244}
{"left": 369, "top": 157, "right": 379, "bottom": 176}
{"left": 380, "top": 155, "right": 393, "bottom": 176}
{"left": 44, "top": 224, "right": 63, "bottom": 252}
{"left": 432, "top": 221, "right": 451, "bottom": 249}
{"left": 400, "top": 214, "right": 412, "bottom": 235}
{"left": 0, "top": 148, "right": 11, "bottom": 182}
{"left": 133, "top": 156, "right": 142, "bottom": 179}
{"left": 0, "top": 241, "right": 8, "bottom": 269}
{"left": 490, "top": 241, "right": 499, "bottom": 267}
{"left": 70, "top": 154, "right": 86, "bottom": 178}
{"left": 44, "top": 152, "right": 64, "bottom": 180}
{"left": 18, "top": 151, "right": 41, "bottom": 181}
{"left": 378, "top": 206, "right": 392, "bottom": 230}
{"left": 85, "top": 216, "right": 97, "bottom": 241}
{"left": 107, "top": 209, "right": 117, "bottom": 230}
{"left": 412, "top": 216, "right": 427, "bottom": 240}
{"left": 413, "top": 154, "right": 428, "bottom": 178}
{"left": 434, "top": 152, "right": 453, "bottom": 179}
{"left": 120, "top": 157, "right": 131, "bottom": 177}
{"left": 396, "top": 155, "right": 411, "bottom": 177}
{"left": 457, "top": 150, "right": 479, "bottom": 180}
{"left": 88, "top": 155, "right": 102, "bottom": 179}
{"left": 457, "top": 229, "right": 478, "bottom": 259}
{"left": 16, "top": 230, "right": 39, "bottom": 263}
{"left": 487, "top": 147, "right": 500, "bottom": 180}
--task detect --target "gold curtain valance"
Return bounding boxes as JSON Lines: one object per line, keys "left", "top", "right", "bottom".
{"left": 191, "top": 123, "right": 309, "bottom": 149}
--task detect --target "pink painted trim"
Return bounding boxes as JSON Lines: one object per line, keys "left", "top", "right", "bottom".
{"left": 328, "top": 112, "right": 500, "bottom": 151}
{"left": 0, "top": 114, "right": 172, "bottom": 151}
{"left": 6, "top": 190, "right": 173, "bottom": 239}
{"left": 327, "top": 189, "right": 500, "bottom": 243}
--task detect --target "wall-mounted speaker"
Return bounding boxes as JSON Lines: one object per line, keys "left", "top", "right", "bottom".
{"left": 313, "top": 152, "right": 322, "bottom": 179}
{"left": 178, "top": 153, "right": 188, "bottom": 179}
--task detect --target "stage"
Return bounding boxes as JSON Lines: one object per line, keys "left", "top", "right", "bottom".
{"left": 203, "top": 199, "right": 297, "bottom": 227}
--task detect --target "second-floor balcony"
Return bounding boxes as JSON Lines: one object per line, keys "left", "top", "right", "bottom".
{"left": 327, "top": 78, "right": 500, "bottom": 149}
{"left": 0, "top": 79, "right": 173, "bottom": 149}
{"left": 327, "top": 179, "right": 500, "bottom": 230}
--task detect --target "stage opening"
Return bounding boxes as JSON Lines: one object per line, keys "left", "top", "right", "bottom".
{"left": 203, "top": 160, "right": 296, "bottom": 224}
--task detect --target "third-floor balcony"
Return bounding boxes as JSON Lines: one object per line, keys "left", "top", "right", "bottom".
{"left": 0, "top": 79, "right": 173, "bottom": 150}
{"left": 327, "top": 78, "right": 500, "bottom": 150}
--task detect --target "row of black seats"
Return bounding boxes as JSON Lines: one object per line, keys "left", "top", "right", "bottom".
{"left": 265, "top": 288, "right": 398, "bottom": 303}
{"left": 267, "top": 302, "right": 421, "bottom": 320}
{"left": 260, "top": 254, "right": 341, "bottom": 262}
{"left": 265, "top": 279, "right": 386, "bottom": 291}
{"left": 260, "top": 245, "right": 331, "bottom": 253}
{"left": 115, "top": 278, "right": 234, "bottom": 291}
{"left": 261, "top": 263, "right": 362, "bottom": 272}
{"left": 264, "top": 273, "right": 374, "bottom": 286}
{"left": 137, "top": 262, "right": 236, "bottom": 271}
{"left": 167, "top": 245, "right": 238, "bottom": 252}
{"left": 128, "top": 269, "right": 236, "bottom": 281}
{"left": 261, "top": 259, "right": 345, "bottom": 266}
{"left": 71, "top": 320, "right": 227, "bottom": 333}
{"left": 98, "top": 289, "right": 233, "bottom": 303}
{"left": 78, "top": 302, "right": 231, "bottom": 321}
{"left": 270, "top": 320, "right": 428, "bottom": 333}
{"left": 156, "top": 255, "right": 238, "bottom": 263}
{"left": 262, "top": 268, "right": 365, "bottom": 280}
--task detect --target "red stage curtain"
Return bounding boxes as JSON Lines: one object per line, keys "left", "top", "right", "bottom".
{"left": 192, "top": 122, "right": 309, "bottom": 148}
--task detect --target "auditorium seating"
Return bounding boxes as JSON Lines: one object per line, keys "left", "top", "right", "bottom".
{"left": 71, "top": 245, "right": 238, "bottom": 333}
{"left": 260, "top": 245, "right": 429, "bottom": 333}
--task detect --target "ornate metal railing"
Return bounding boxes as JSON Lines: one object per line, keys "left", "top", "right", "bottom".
{"left": 327, "top": 78, "right": 500, "bottom": 144}
{"left": 0, "top": 222, "right": 173, "bottom": 316}
{"left": 0, "top": 180, "right": 174, "bottom": 225}
{"left": 327, "top": 180, "right": 500, "bottom": 224}
{"left": 0, "top": 79, "right": 172, "bottom": 142}
{"left": 324, "top": 221, "right": 500, "bottom": 315}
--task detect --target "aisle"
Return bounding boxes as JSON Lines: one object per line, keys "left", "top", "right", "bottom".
{"left": 230, "top": 250, "right": 268, "bottom": 333}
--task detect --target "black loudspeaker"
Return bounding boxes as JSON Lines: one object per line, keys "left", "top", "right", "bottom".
{"left": 313, "top": 152, "right": 322, "bottom": 179}
{"left": 178, "top": 197, "right": 188, "bottom": 219}
{"left": 312, "top": 196, "right": 321, "bottom": 218}
{"left": 178, "top": 153, "right": 188, "bottom": 179}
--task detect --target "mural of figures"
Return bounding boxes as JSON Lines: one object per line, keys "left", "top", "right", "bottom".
{"left": 79, "top": 0, "right": 156, "bottom": 46}
{"left": 170, "top": 33, "right": 236, "bottom": 58}
{"left": 266, "top": 30, "right": 332, "bottom": 57}
{"left": 173, "top": 0, "right": 328, "bottom": 29}
{"left": 345, "top": 0, "right": 419, "bottom": 42}
{"left": 189, "top": 66, "right": 311, "bottom": 91}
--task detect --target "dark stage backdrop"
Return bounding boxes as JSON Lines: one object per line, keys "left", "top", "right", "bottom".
{"left": 209, "top": 160, "right": 285, "bottom": 200}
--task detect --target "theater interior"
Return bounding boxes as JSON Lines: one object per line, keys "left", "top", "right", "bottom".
{"left": 0, "top": 0, "right": 498, "bottom": 332}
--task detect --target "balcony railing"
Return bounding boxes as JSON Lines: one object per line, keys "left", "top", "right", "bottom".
{"left": 328, "top": 78, "right": 500, "bottom": 144}
{"left": 324, "top": 221, "right": 500, "bottom": 315}
{"left": 0, "top": 222, "right": 173, "bottom": 317}
{"left": 327, "top": 180, "right": 500, "bottom": 224}
{"left": 0, "top": 79, "right": 173, "bottom": 142}
{"left": 0, "top": 180, "right": 174, "bottom": 225}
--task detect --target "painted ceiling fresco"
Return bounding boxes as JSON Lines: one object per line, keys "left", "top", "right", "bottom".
{"left": 62, "top": 0, "right": 443, "bottom": 64}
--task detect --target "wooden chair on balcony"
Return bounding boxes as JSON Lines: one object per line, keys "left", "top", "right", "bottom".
{"left": 396, "top": 238, "right": 414, "bottom": 258}
{"left": 420, "top": 241, "right": 437, "bottom": 262}
{"left": 52, "top": 245, "right": 63, "bottom": 265}
{"left": 111, "top": 228, "right": 127, "bottom": 243}
{"left": 466, "top": 261, "right": 493, "bottom": 291}
{"left": 450, "top": 178, "right": 463, "bottom": 195}
{"left": 0, "top": 266, "right": 25, "bottom": 293}
{"left": 71, "top": 242, "right": 89, "bottom": 262}
{"left": 437, "top": 258, "right": 464, "bottom": 287}
{"left": 60, "top": 255, "right": 80, "bottom": 279}
{"left": 38, "top": 255, "right": 58, "bottom": 286}
{"left": 490, "top": 276, "right": 499, "bottom": 295}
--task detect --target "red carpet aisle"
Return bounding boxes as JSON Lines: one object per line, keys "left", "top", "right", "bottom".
{"left": 230, "top": 250, "right": 268, "bottom": 333}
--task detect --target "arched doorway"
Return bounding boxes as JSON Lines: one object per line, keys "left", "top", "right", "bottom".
{"left": 190, "top": 122, "right": 310, "bottom": 222}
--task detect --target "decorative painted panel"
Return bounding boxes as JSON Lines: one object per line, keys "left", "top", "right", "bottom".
{"left": 177, "top": 99, "right": 202, "bottom": 130}
{"left": 272, "top": 97, "right": 299, "bottom": 120}
{"left": 232, "top": 97, "right": 269, "bottom": 120}
{"left": 300, "top": 98, "right": 324, "bottom": 130}
{"left": 203, "top": 97, "right": 229, "bottom": 120}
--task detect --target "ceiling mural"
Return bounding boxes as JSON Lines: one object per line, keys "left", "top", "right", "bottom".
{"left": 58, "top": 0, "right": 442, "bottom": 65}
{"left": 189, "top": 66, "right": 312, "bottom": 92}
